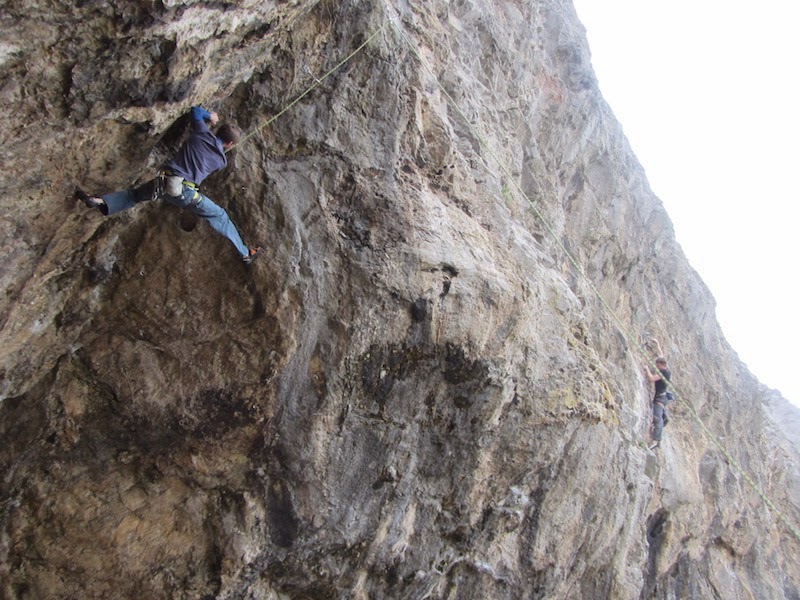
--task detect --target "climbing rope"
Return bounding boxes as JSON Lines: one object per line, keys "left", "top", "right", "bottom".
{"left": 383, "top": 6, "right": 800, "bottom": 543}
{"left": 228, "top": 23, "right": 386, "bottom": 153}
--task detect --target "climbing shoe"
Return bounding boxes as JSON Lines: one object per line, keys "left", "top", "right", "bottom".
{"left": 75, "top": 187, "right": 103, "bottom": 209}
{"left": 648, "top": 441, "right": 660, "bottom": 451}
{"left": 243, "top": 247, "right": 264, "bottom": 265}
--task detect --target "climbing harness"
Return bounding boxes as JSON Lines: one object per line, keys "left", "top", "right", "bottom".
{"left": 160, "top": 168, "right": 204, "bottom": 206}
{"left": 180, "top": 180, "right": 203, "bottom": 206}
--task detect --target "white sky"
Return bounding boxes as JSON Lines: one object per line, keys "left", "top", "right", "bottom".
{"left": 571, "top": 0, "right": 800, "bottom": 406}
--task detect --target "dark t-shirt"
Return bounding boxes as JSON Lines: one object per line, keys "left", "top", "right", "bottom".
{"left": 654, "top": 368, "right": 671, "bottom": 399}
{"left": 166, "top": 107, "right": 227, "bottom": 185}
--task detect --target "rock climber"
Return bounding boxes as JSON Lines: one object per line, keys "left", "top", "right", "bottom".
{"left": 643, "top": 338, "right": 672, "bottom": 450}
{"left": 75, "top": 106, "right": 263, "bottom": 264}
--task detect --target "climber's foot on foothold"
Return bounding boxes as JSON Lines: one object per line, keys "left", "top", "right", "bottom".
{"left": 75, "top": 187, "right": 105, "bottom": 209}
{"left": 243, "top": 247, "right": 263, "bottom": 265}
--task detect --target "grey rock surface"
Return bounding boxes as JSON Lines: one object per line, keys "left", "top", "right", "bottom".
{"left": 1, "top": 0, "right": 798, "bottom": 598}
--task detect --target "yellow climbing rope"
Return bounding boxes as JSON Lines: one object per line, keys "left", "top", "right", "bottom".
{"left": 228, "top": 23, "right": 386, "bottom": 153}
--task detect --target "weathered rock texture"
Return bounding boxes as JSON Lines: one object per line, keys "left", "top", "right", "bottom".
{"left": 1, "top": 0, "right": 798, "bottom": 598}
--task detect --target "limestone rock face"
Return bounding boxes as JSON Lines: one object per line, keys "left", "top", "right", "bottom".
{"left": 1, "top": 1, "right": 798, "bottom": 598}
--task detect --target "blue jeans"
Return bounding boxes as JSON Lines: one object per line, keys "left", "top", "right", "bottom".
{"left": 102, "top": 180, "right": 249, "bottom": 258}
{"left": 101, "top": 180, "right": 156, "bottom": 215}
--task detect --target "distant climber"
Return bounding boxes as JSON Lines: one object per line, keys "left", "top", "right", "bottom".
{"left": 75, "top": 106, "right": 263, "bottom": 265}
{"left": 643, "top": 338, "right": 672, "bottom": 451}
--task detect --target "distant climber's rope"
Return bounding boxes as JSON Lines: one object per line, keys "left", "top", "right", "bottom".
{"left": 383, "top": 7, "right": 800, "bottom": 543}
{"left": 228, "top": 23, "right": 386, "bottom": 152}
